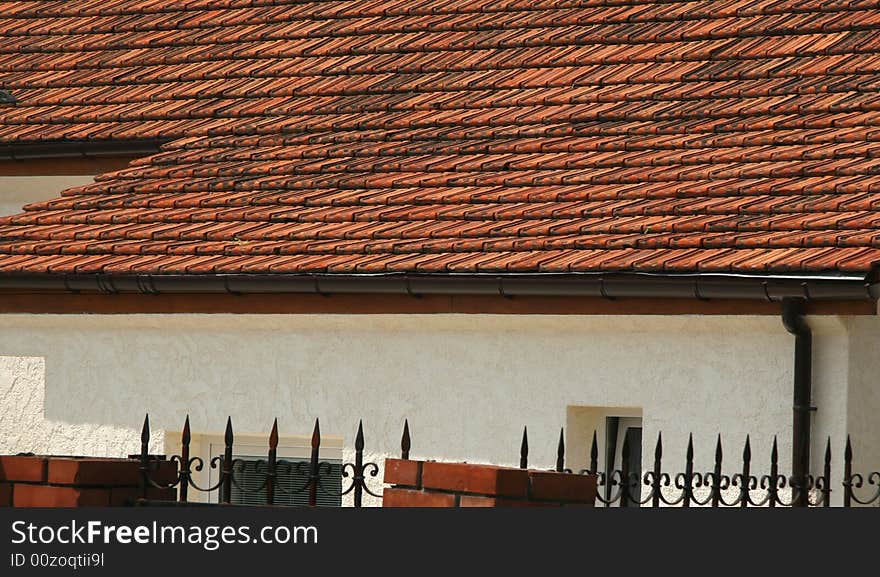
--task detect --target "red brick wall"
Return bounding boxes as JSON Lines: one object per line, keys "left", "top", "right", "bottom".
{"left": 0, "top": 455, "right": 177, "bottom": 507}
{"left": 383, "top": 459, "right": 597, "bottom": 507}
{"left": 2, "top": 454, "right": 596, "bottom": 507}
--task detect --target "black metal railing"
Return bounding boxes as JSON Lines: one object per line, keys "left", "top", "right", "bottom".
{"left": 138, "top": 414, "right": 398, "bottom": 507}
{"left": 137, "top": 414, "right": 880, "bottom": 508}
{"left": 520, "top": 427, "right": 880, "bottom": 507}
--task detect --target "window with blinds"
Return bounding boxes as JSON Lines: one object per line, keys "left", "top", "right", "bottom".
{"left": 227, "top": 455, "right": 343, "bottom": 507}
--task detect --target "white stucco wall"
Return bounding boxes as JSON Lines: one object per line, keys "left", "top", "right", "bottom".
{"left": 845, "top": 318, "right": 880, "bottom": 473}
{"left": 0, "top": 175, "right": 95, "bottom": 216}
{"left": 0, "top": 313, "right": 876, "bottom": 505}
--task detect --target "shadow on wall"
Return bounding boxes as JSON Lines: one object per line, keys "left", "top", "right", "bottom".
{"left": 0, "top": 355, "right": 161, "bottom": 457}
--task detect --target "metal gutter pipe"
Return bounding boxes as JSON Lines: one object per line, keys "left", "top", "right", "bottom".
{"left": 781, "top": 297, "right": 813, "bottom": 507}
{"left": 0, "top": 139, "right": 167, "bottom": 160}
{"left": 0, "top": 272, "right": 875, "bottom": 300}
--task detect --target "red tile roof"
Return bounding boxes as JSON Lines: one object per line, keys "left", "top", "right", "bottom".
{"left": 1, "top": 0, "right": 880, "bottom": 278}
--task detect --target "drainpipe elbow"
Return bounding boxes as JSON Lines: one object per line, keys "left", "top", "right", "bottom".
{"left": 781, "top": 297, "right": 809, "bottom": 337}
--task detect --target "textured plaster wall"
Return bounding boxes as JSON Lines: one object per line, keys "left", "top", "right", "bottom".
{"left": 0, "top": 312, "right": 873, "bottom": 506}
{"left": 0, "top": 355, "right": 163, "bottom": 456}
{"left": 845, "top": 317, "right": 880, "bottom": 476}
{"left": 0, "top": 175, "right": 95, "bottom": 216}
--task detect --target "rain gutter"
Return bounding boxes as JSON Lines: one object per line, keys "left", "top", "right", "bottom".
{"left": 0, "top": 139, "right": 166, "bottom": 160}
{"left": 0, "top": 272, "right": 875, "bottom": 300}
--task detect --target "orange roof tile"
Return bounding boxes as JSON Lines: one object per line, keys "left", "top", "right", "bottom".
{"left": 0, "top": 0, "right": 880, "bottom": 278}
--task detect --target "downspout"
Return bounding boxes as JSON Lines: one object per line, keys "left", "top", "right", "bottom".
{"left": 781, "top": 297, "right": 813, "bottom": 507}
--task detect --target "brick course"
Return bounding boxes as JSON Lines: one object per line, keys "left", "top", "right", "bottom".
{"left": 0, "top": 455, "right": 177, "bottom": 508}
{"left": 383, "top": 458, "right": 422, "bottom": 487}
{"left": 0, "top": 456, "right": 47, "bottom": 483}
{"left": 421, "top": 461, "right": 530, "bottom": 498}
{"left": 14, "top": 485, "right": 111, "bottom": 507}
{"left": 384, "top": 459, "right": 597, "bottom": 508}
{"left": 528, "top": 470, "right": 597, "bottom": 503}
{"left": 109, "top": 487, "right": 177, "bottom": 507}
{"left": 48, "top": 457, "right": 177, "bottom": 487}
{"left": 383, "top": 488, "right": 458, "bottom": 508}
{"left": 458, "top": 495, "right": 543, "bottom": 508}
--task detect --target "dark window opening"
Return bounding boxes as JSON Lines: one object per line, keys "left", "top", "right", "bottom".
{"left": 604, "top": 417, "right": 642, "bottom": 507}
{"left": 226, "top": 455, "right": 342, "bottom": 507}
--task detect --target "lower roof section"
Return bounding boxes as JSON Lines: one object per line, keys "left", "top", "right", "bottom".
{"left": 2, "top": 1, "right": 880, "bottom": 283}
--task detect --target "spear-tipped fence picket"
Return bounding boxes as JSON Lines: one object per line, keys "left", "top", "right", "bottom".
{"left": 138, "top": 414, "right": 388, "bottom": 507}
{"left": 516, "top": 426, "right": 880, "bottom": 507}
{"left": 137, "top": 415, "right": 880, "bottom": 507}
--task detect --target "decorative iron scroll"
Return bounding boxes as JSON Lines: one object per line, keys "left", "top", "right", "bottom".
{"left": 138, "top": 415, "right": 410, "bottom": 507}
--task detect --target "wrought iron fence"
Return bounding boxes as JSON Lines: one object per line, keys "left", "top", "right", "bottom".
{"left": 137, "top": 414, "right": 880, "bottom": 508}
{"left": 137, "top": 414, "right": 399, "bottom": 507}
{"left": 526, "top": 427, "right": 880, "bottom": 507}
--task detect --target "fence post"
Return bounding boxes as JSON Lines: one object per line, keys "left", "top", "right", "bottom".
{"left": 401, "top": 420, "right": 410, "bottom": 460}
{"left": 221, "top": 417, "right": 233, "bottom": 504}
{"left": 179, "top": 416, "right": 191, "bottom": 503}
{"left": 590, "top": 431, "right": 598, "bottom": 475}
{"left": 821, "top": 437, "right": 831, "bottom": 507}
{"left": 843, "top": 436, "right": 852, "bottom": 508}
{"left": 590, "top": 431, "right": 611, "bottom": 506}
{"left": 139, "top": 414, "right": 150, "bottom": 500}
{"left": 650, "top": 433, "right": 662, "bottom": 508}
{"left": 556, "top": 428, "right": 565, "bottom": 473}
{"left": 308, "top": 419, "right": 320, "bottom": 507}
{"left": 682, "top": 434, "right": 694, "bottom": 508}
{"left": 520, "top": 427, "right": 528, "bottom": 470}
{"left": 267, "top": 419, "right": 278, "bottom": 506}
{"left": 710, "top": 435, "right": 723, "bottom": 508}
{"left": 739, "top": 436, "right": 751, "bottom": 508}
{"left": 768, "top": 436, "right": 779, "bottom": 508}
{"left": 353, "top": 420, "right": 364, "bottom": 508}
